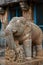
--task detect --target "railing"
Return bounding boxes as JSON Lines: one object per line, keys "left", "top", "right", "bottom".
{"left": 0, "top": 0, "right": 20, "bottom": 6}
{"left": 5, "top": 0, "right": 20, "bottom": 2}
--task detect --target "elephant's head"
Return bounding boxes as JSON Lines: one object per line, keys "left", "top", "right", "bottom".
{"left": 5, "top": 17, "right": 26, "bottom": 36}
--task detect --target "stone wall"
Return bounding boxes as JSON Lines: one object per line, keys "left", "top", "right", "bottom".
{"left": 0, "top": 3, "right": 34, "bottom": 31}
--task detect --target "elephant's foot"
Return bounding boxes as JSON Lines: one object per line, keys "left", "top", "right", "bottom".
{"left": 36, "top": 56, "right": 43, "bottom": 59}
{"left": 36, "top": 50, "right": 43, "bottom": 59}
{"left": 36, "top": 44, "right": 43, "bottom": 59}
{"left": 25, "top": 57, "right": 32, "bottom": 60}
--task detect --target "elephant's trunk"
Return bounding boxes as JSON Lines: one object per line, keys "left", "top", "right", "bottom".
{"left": 0, "top": 31, "right": 5, "bottom": 37}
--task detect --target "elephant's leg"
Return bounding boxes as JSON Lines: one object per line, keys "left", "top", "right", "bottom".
{"left": 36, "top": 31, "right": 43, "bottom": 58}
{"left": 23, "top": 36, "right": 32, "bottom": 60}
{"left": 32, "top": 43, "right": 37, "bottom": 58}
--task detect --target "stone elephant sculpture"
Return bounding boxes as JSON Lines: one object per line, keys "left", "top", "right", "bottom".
{"left": 4, "top": 17, "right": 43, "bottom": 59}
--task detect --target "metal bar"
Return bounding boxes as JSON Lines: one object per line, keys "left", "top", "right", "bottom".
{"left": 39, "top": 25, "right": 43, "bottom": 27}
{"left": 34, "top": 4, "right": 37, "bottom": 24}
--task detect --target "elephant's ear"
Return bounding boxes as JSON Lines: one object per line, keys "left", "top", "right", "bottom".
{"left": 26, "top": 22, "right": 31, "bottom": 27}
{"left": 19, "top": 17, "right": 26, "bottom": 25}
{"left": 20, "top": 20, "right": 26, "bottom": 25}
{"left": 26, "top": 22, "right": 32, "bottom": 32}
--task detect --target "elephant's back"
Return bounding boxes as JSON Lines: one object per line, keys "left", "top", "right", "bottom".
{"left": 31, "top": 22, "right": 42, "bottom": 42}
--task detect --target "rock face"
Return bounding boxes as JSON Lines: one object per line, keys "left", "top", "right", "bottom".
{"left": 5, "top": 45, "right": 25, "bottom": 63}
{"left": 5, "top": 17, "right": 43, "bottom": 61}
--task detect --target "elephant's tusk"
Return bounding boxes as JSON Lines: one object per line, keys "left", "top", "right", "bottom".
{"left": 22, "top": 33, "right": 31, "bottom": 41}
{"left": 12, "top": 30, "right": 17, "bottom": 33}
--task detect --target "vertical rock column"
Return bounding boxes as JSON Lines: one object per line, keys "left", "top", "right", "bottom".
{"left": 1, "top": 9, "right": 8, "bottom": 31}
{"left": 23, "top": 32, "right": 32, "bottom": 60}
{"left": 22, "top": 5, "right": 33, "bottom": 22}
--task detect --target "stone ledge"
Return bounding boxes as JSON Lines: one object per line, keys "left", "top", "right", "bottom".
{"left": 0, "top": 57, "right": 43, "bottom": 65}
